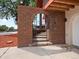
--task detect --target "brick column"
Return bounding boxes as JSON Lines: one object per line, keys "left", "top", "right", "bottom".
{"left": 17, "top": 6, "right": 43, "bottom": 47}
{"left": 18, "top": 6, "right": 32, "bottom": 47}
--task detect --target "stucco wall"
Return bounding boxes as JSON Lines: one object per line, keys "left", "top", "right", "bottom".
{"left": 65, "top": 6, "right": 79, "bottom": 46}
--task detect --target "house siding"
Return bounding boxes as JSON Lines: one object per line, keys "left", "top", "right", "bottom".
{"left": 65, "top": 6, "right": 79, "bottom": 46}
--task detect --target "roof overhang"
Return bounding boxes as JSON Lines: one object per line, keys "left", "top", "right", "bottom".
{"left": 43, "top": 0, "right": 79, "bottom": 11}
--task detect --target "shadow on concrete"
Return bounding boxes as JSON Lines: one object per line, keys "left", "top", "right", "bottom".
{"left": 71, "top": 47, "right": 79, "bottom": 54}
{"left": 19, "top": 46, "right": 70, "bottom": 56}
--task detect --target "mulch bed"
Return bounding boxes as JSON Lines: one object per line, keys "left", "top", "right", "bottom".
{"left": 0, "top": 34, "right": 18, "bottom": 48}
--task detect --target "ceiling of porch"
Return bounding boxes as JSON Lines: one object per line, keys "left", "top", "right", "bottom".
{"left": 43, "top": 0, "right": 79, "bottom": 11}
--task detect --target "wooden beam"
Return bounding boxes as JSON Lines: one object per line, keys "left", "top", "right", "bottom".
{"left": 50, "top": 2, "right": 74, "bottom": 9}
{"left": 43, "top": 0, "right": 55, "bottom": 9}
{"left": 47, "top": 6, "right": 69, "bottom": 11}
{"left": 54, "top": 0, "right": 79, "bottom": 5}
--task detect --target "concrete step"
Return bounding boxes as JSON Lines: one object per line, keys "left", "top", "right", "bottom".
{"left": 32, "top": 31, "right": 52, "bottom": 46}
{"left": 33, "top": 38, "right": 47, "bottom": 40}
{"left": 33, "top": 38, "right": 48, "bottom": 42}
{"left": 37, "top": 34, "right": 47, "bottom": 36}
{"left": 32, "top": 41, "right": 52, "bottom": 46}
{"left": 33, "top": 39, "right": 49, "bottom": 42}
{"left": 37, "top": 32, "right": 47, "bottom": 36}
{"left": 35, "top": 35, "right": 47, "bottom": 38}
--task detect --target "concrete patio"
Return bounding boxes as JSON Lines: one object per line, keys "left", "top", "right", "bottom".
{"left": 0, "top": 45, "right": 79, "bottom": 59}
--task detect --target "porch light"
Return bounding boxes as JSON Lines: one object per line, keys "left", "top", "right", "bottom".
{"left": 20, "top": 0, "right": 24, "bottom": 5}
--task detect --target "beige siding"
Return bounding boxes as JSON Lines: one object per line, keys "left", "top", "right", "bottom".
{"left": 65, "top": 6, "right": 79, "bottom": 46}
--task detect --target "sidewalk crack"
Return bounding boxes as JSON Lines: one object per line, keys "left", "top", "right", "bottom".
{"left": 0, "top": 47, "right": 10, "bottom": 58}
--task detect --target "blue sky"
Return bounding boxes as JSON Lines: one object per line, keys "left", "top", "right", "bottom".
{"left": 0, "top": 18, "right": 17, "bottom": 29}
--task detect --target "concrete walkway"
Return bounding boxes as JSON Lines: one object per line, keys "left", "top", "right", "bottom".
{"left": 0, "top": 32, "right": 17, "bottom": 35}
{"left": 0, "top": 45, "right": 79, "bottom": 59}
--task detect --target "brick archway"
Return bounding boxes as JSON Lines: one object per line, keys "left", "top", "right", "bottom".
{"left": 18, "top": 5, "right": 65, "bottom": 47}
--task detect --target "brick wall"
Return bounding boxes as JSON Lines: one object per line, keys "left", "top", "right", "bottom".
{"left": 45, "top": 10, "right": 65, "bottom": 44}
{"left": 0, "top": 34, "right": 17, "bottom": 48}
